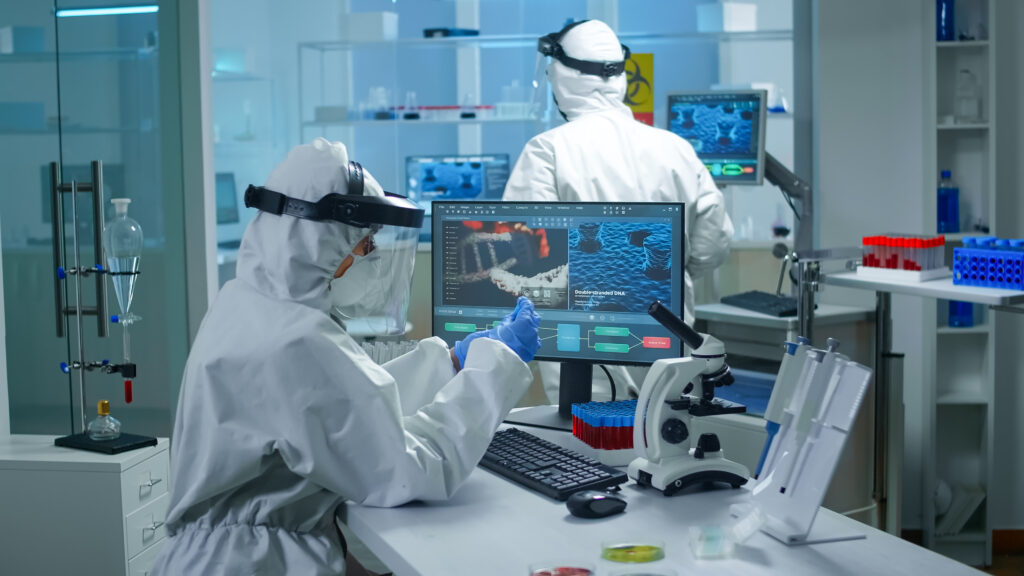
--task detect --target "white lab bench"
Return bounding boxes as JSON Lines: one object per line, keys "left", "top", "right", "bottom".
{"left": 0, "top": 435, "right": 170, "bottom": 576}
{"left": 340, "top": 424, "right": 983, "bottom": 576}
{"left": 823, "top": 271, "right": 1024, "bottom": 564}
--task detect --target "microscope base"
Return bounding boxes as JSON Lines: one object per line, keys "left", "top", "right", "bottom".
{"left": 628, "top": 453, "right": 749, "bottom": 496}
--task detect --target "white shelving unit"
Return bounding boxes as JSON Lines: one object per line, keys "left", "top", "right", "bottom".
{"left": 922, "top": 0, "right": 998, "bottom": 566}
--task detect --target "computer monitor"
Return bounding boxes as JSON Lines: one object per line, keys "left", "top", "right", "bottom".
{"left": 432, "top": 200, "right": 686, "bottom": 422}
{"left": 406, "top": 154, "right": 511, "bottom": 241}
{"left": 215, "top": 172, "right": 244, "bottom": 249}
{"left": 215, "top": 172, "right": 240, "bottom": 225}
{"left": 666, "top": 90, "right": 767, "bottom": 186}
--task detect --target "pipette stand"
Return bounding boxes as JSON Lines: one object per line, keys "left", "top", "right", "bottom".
{"left": 747, "top": 337, "right": 873, "bottom": 546}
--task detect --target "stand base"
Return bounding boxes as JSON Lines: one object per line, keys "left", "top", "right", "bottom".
{"left": 762, "top": 510, "right": 866, "bottom": 546}
{"left": 54, "top": 432, "right": 157, "bottom": 454}
{"left": 503, "top": 405, "right": 573, "bottom": 431}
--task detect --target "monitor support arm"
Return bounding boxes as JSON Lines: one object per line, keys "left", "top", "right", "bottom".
{"left": 765, "top": 152, "right": 814, "bottom": 254}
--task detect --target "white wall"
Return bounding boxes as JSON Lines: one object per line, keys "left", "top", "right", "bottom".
{"left": 812, "top": 0, "right": 930, "bottom": 528}
{"left": 0, "top": 219, "right": 8, "bottom": 436}
{"left": 992, "top": 0, "right": 1024, "bottom": 530}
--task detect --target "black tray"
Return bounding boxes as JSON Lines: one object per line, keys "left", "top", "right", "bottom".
{"left": 54, "top": 432, "right": 157, "bottom": 455}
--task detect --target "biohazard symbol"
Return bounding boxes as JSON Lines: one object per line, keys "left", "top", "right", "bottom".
{"left": 624, "top": 58, "right": 651, "bottom": 107}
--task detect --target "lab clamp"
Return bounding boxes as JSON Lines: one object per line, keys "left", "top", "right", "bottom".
{"left": 49, "top": 161, "right": 154, "bottom": 453}
{"left": 627, "top": 301, "right": 750, "bottom": 495}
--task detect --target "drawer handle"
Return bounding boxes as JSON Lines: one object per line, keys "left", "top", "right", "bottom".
{"left": 143, "top": 520, "right": 164, "bottom": 535}
{"left": 141, "top": 477, "right": 163, "bottom": 488}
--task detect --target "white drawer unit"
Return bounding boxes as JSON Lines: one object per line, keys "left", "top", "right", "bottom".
{"left": 0, "top": 435, "right": 171, "bottom": 576}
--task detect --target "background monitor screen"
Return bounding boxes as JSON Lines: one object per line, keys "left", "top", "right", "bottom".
{"left": 432, "top": 201, "right": 685, "bottom": 365}
{"left": 215, "top": 172, "right": 240, "bottom": 225}
{"left": 666, "top": 90, "right": 767, "bottom": 186}
{"left": 406, "top": 154, "right": 510, "bottom": 241}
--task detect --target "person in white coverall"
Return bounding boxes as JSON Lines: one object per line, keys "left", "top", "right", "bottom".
{"left": 503, "top": 19, "right": 733, "bottom": 402}
{"left": 150, "top": 138, "right": 540, "bottom": 575}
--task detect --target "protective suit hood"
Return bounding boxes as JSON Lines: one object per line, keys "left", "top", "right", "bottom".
{"left": 548, "top": 20, "right": 630, "bottom": 122}
{"left": 235, "top": 137, "right": 382, "bottom": 311}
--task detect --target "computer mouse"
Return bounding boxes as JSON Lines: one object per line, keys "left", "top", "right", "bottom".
{"left": 565, "top": 490, "right": 627, "bottom": 519}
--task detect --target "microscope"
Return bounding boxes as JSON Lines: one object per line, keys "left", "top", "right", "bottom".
{"left": 627, "top": 302, "right": 750, "bottom": 496}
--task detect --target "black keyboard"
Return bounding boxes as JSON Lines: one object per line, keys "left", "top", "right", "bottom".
{"left": 480, "top": 428, "right": 628, "bottom": 501}
{"left": 721, "top": 290, "right": 798, "bottom": 317}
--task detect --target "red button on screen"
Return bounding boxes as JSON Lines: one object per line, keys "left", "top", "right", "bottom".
{"left": 643, "top": 337, "right": 672, "bottom": 349}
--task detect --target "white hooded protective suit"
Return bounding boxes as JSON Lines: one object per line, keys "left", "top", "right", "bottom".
{"left": 503, "top": 20, "right": 733, "bottom": 401}
{"left": 150, "top": 138, "right": 532, "bottom": 575}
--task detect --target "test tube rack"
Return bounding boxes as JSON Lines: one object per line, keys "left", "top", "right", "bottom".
{"left": 571, "top": 399, "right": 636, "bottom": 451}
{"left": 857, "top": 235, "right": 951, "bottom": 282}
{"left": 953, "top": 246, "right": 1024, "bottom": 290}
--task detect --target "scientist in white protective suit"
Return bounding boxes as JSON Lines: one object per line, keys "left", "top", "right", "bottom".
{"left": 149, "top": 138, "right": 540, "bottom": 576}
{"left": 503, "top": 19, "right": 733, "bottom": 403}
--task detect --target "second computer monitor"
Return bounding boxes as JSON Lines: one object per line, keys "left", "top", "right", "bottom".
{"left": 431, "top": 201, "right": 685, "bottom": 367}
{"left": 666, "top": 89, "right": 767, "bottom": 186}
{"left": 406, "top": 154, "right": 511, "bottom": 241}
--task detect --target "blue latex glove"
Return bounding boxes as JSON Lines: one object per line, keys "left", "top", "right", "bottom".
{"left": 453, "top": 297, "right": 542, "bottom": 366}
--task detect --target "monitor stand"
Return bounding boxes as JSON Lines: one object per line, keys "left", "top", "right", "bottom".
{"left": 503, "top": 362, "right": 593, "bottom": 432}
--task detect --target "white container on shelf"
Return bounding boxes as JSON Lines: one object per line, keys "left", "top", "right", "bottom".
{"left": 696, "top": 2, "right": 758, "bottom": 33}
{"left": 339, "top": 12, "right": 398, "bottom": 43}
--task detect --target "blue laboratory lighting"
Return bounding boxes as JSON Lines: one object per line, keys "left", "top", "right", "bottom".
{"left": 56, "top": 5, "right": 158, "bottom": 18}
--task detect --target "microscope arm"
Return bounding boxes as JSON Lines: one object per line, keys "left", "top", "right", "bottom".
{"left": 633, "top": 357, "right": 706, "bottom": 463}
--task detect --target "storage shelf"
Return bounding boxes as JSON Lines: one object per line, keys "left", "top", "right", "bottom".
{"left": 937, "top": 123, "right": 989, "bottom": 131}
{"left": 944, "top": 232, "right": 988, "bottom": 242}
{"left": 936, "top": 325, "right": 990, "bottom": 335}
{"left": 936, "top": 390, "right": 988, "bottom": 405}
{"left": 936, "top": 41, "right": 989, "bottom": 49}
{"left": 0, "top": 48, "right": 156, "bottom": 63}
{"left": 299, "top": 30, "right": 793, "bottom": 52}
{"left": 302, "top": 117, "right": 539, "bottom": 127}
{"left": 0, "top": 126, "right": 143, "bottom": 136}
{"left": 211, "top": 72, "right": 269, "bottom": 82}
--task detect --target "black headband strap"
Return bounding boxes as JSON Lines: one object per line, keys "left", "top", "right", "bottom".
{"left": 244, "top": 185, "right": 424, "bottom": 229}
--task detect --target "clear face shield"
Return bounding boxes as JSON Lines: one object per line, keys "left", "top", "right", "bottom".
{"left": 244, "top": 161, "right": 424, "bottom": 336}
{"left": 330, "top": 224, "right": 420, "bottom": 336}
{"left": 530, "top": 51, "right": 552, "bottom": 122}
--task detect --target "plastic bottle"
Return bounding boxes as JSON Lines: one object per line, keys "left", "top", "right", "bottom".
{"left": 87, "top": 400, "right": 122, "bottom": 441}
{"left": 937, "top": 0, "right": 955, "bottom": 41}
{"left": 937, "top": 171, "right": 960, "bottom": 234}
{"left": 949, "top": 301, "right": 974, "bottom": 328}
{"left": 955, "top": 69, "right": 982, "bottom": 124}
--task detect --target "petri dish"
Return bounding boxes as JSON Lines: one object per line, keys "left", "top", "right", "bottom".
{"left": 600, "top": 540, "right": 666, "bottom": 563}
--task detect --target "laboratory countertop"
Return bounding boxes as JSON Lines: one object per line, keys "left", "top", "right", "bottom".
{"left": 696, "top": 302, "right": 875, "bottom": 329}
{"left": 824, "top": 272, "right": 1024, "bottom": 306}
{"left": 0, "top": 435, "right": 168, "bottom": 472}
{"left": 342, "top": 424, "right": 983, "bottom": 576}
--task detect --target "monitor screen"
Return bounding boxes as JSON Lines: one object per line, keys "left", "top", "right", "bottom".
{"left": 406, "top": 154, "right": 510, "bottom": 241}
{"left": 666, "top": 90, "right": 767, "bottom": 186}
{"left": 431, "top": 201, "right": 685, "bottom": 366}
{"left": 215, "top": 172, "right": 240, "bottom": 225}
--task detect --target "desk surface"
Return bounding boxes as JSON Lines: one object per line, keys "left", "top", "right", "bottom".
{"left": 0, "top": 435, "right": 168, "bottom": 473}
{"left": 343, "top": 427, "right": 982, "bottom": 576}
{"left": 696, "top": 302, "right": 874, "bottom": 329}
{"left": 825, "top": 272, "right": 1024, "bottom": 306}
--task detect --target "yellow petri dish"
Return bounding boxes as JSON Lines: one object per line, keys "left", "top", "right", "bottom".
{"left": 600, "top": 542, "right": 666, "bottom": 563}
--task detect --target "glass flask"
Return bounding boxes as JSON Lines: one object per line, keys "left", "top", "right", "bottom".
{"left": 104, "top": 198, "right": 143, "bottom": 318}
{"left": 87, "top": 400, "right": 122, "bottom": 441}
